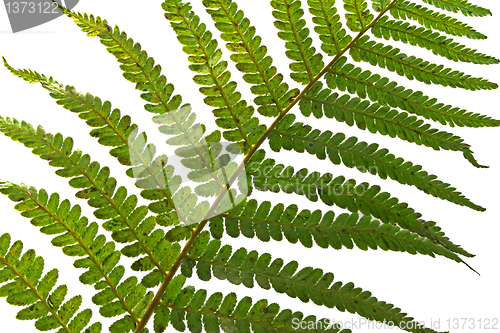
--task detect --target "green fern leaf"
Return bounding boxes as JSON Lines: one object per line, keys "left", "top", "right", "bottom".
{"left": 0, "top": 117, "right": 180, "bottom": 288}
{"left": 390, "top": 0, "right": 487, "bottom": 39}
{"left": 156, "top": 277, "right": 352, "bottom": 333}
{"left": 202, "top": 0, "right": 301, "bottom": 117}
{"left": 161, "top": 0, "right": 266, "bottom": 152}
{"left": 0, "top": 182, "right": 158, "bottom": 328}
{"left": 343, "top": 0, "right": 375, "bottom": 32}
{"left": 351, "top": 36, "right": 498, "bottom": 90}
{"left": 209, "top": 198, "right": 473, "bottom": 257}
{"left": 299, "top": 82, "right": 486, "bottom": 167}
{"left": 246, "top": 149, "right": 474, "bottom": 251}
{"left": 0, "top": 233, "right": 100, "bottom": 332}
{"left": 324, "top": 57, "right": 500, "bottom": 127}
{"left": 421, "top": 0, "right": 491, "bottom": 17}
{"left": 307, "top": 0, "right": 353, "bottom": 56}
{"left": 371, "top": 17, "right": 499, "bottom": 64}
{"left": 182, "top": 239, "right": 446, "bottom": 333}
{"left": 271, "top": 0, "right": 325, "bottom": 84}
{"left": 268, "top": 115, "right": 485, "bottom": 210}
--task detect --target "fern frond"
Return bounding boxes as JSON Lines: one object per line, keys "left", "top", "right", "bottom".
{"left": 0, "top": 233, "right": 101, "bottom": 332}
{"left": 271, "top": 0, "right": 325, "bottom": 84}
{"left": 421, "top": 0, "right": 491, "bottom": 17}
{"left": 182, "top": 238, "right": 445, "bottom": 333}
{"left": 0, "top": 182, "right": 157, "bottom": 330}
{"left": 0, "top": 117, "right": 179, "bottom": 288}
{"left": 372, "top": 17, "right": 499, "bottom": 64}
{"left": 299, "top": 82, "right": 486, "bottom": 167}
{"left": 343, "top": 0, "right": 375, "bottom": 32}
{"left": 209, "top": 198, "right": 473, "bottom": 257}
{"left": 268, "top": 115, "right": 485, "bottom": 210}
{"left": 351, "top": 36, "right": 498, "bottom": 90}
{"left": 324, "top": 57, "right": 500, "bottom": 127}
{"left": 155, "top": 275, "right": 352, "bottom": 333}
{"left": 203, "top": 0, "right": 301, "bottom": 117}
{"left": 307, "top": 0, "right": 353, "bottom": 56}
{"left": 390, "top": 0, "right": 486, "bottom": 39}
{"left": 161, "top": 0, "right": 266, "bottom": 152}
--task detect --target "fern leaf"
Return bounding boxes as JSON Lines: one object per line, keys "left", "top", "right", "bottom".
{"left": 182, "top": 238, "right": 446, "bottom": 333}
{"left": 202, "top": 0, "right": 301, "bottom": 117}
{"left": 0, "top": 233, "right": 101, "bottom": 332}
{"left": 271, "top": 0, "right": 325, "bottom": 84}
{"left": 246, "top": 149, "right": 474, "bottom": 252}
{"left": 0, "top": 182, "right": 158, "bottom": 330}
{"left": 421, "top": 0, "right": 491, "bottom": 17}
{"left": 307, "top": 0, "right": 353, "bottom": 56}
{"left": 299, "top": 82, "right": 486, "bottom": 167}
{"left": 209, "top": 198, "right": 473, "bottom": 257}
{"left": 268, "top": 115, "right": 485, "bottom": 210}
{"left": 161, "top": 0, "right": 266, "bottom": 152}
{"left": 372, "top": 17, "right": 499, "bottom": 64}
{"left": 343, "top": 0, "right": 375, "bottom": 32}
{"left": 155, "top": 275, "right": 351, "bottom": 333}
{"left": 324, "top": 57, "right": 500, "bottom": 127}
{"left": 0, "top": 117, "right": 179, "bottom": 288}
{"left": 390, "top": 0, "right": 486, "bottom": 39}
{"left": 351, "top": 36, "right": 498, "bottom": 90}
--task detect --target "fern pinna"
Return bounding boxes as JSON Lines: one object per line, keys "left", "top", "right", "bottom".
{"left": 0, "top": 0, "right": 497, "bottom": 332}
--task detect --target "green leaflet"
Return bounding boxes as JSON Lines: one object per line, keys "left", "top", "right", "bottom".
{"left": 0, "top": 182, "right": 157, "bottom": 327}
{"left": 324, "top": 57, "right": 500, "bottom": 128}
{"left": 156, "top": 278, "right": 352, "bottom": 333}
{"left": 421, "top": 0, "right": 491, "bottom": 17}
{"left": 372, "top": 17, "right": 499, "bottom": 64}
{"left": 268, "top": 115, "right": 485, "bottom": 211}
{"left": 390, "top": 0, "right": 487, "bottom": 39}
{"left": 271, "top": 0, "right": 325, "bottom": 84}
{"left": 202, "top": 0, "right": 300, "bottom": 117}
{"left": 161, "top": 0, "right": 266, "bottom": 152}
{"left": 246, "top": 149, "right": 474, "bottom": 255}
{"left": 307, "top": 0, "right": 353, "bottom": 56}
{"left": 298, "top": 81, "right": 487, "bottom": 168}
{"left": 0, "top": 117, "right": 176, "bottom": 288}
{"left": 182, "top": 239, "right": 445, "bottom": 333}
{"left": 209, "top": 198, "right": 473, "bottom": 257}
{"left": 0, "top": 233, "right": 100, "bottom": 332}
{"left": 351, "top": 36, "right": 498, "bottom": 91}
{"left": 343, "top": 0, "right": 375, "bottom": 32}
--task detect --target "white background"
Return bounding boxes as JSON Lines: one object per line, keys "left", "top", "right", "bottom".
{"left": 0, "top": 0, "right": 498, "bottom": 332}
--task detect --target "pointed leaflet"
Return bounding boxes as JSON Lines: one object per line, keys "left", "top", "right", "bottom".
{"left": 389, "top": 0, "right": 486, "bottom": 39}
{"left": 0, "top": 117, "right": 177, "bottom": 288}
{"left": 271, "top": 0, "right": 325, "bottom": 84}
{"left": 350, "top": 36, "right": 498, "bottom": 91}
{"left": 182, "top": 239, "right": 446, "bottom": 333}
{"left": 324, "top": 57, "right": 500, "bottom": 128}
{"left": 268, "top": 115, "right": 485, "bottom": 211}
{"left": 421, "top": 0, "right": 491, "bottom": 17}
{"left": 202, "top": 0, "right": 301, "bottom": 117}
{"left": 0, "top": 182, "right": 157, "bottom": 327}
{"left": 208, "top": 198, "right": 473, "bottom": 257}
{"left": 371, "top": 17, "right": 499, "bottom": 64}
{"left": 156, "top": 279, "right": 352, "bottom": 333}
{"left": 0, "top": 233, "right": 100, "bottom": 332}
{"left": 307, "top": 0, "right": 353, "bottom": 56}
{"left": 162, "top": 0, "right": 266, "bottom": 152}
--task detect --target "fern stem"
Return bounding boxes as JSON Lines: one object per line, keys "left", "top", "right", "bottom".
{"left": 134, "top": 2, "right": 398, "bottom": 331}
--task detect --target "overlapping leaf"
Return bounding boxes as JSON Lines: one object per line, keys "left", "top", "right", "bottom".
{"left": 421, "top": 0, "right": 491, "bottom": 17}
